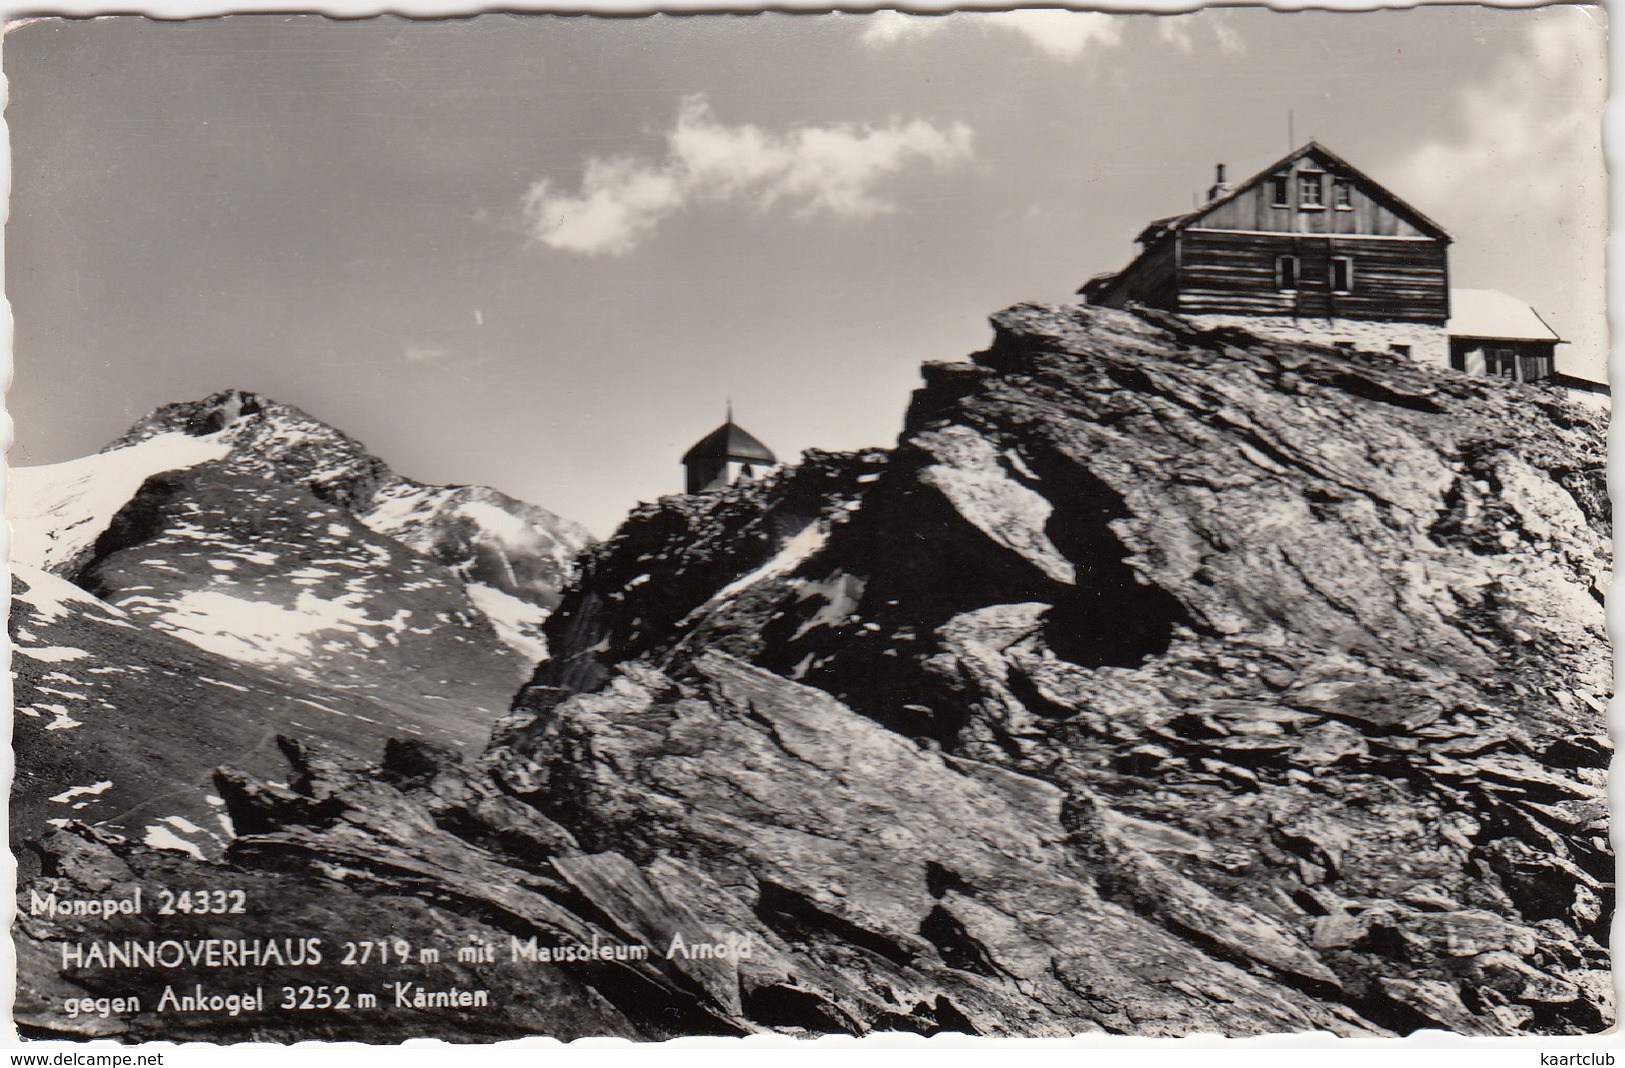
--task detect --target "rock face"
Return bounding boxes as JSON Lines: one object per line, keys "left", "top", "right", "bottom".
{"left": 522, "top": 303, "right": 1609, "bottom": 1036}
{"left": 15, "top": 306, "right": 1612, "bottom": 1040}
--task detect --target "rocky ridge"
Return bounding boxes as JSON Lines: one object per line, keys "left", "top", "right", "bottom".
{"left": 15, "top": 305, "right": 1612, "bottom": 1040}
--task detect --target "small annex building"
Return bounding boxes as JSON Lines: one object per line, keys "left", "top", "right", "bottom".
{"left": 1447, "top": 288, "right": 1561, "bottom": 384}
{"left": 682, "top": 417, "right": 777, "bottom": 494}
{"left": 1080, "top": 142, "right": 1608, "bottom": 404}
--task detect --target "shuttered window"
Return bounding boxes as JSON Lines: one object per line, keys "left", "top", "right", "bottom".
{"left": 1331, "top": 257, "right": 1354, "bottom": 294}
{"left": 1485, "top": 349, "right": 1553, "bottom": 383}
{"left": 1277, "top": 255, "right": 1299, "bottom": 291}
{"left": 1519, "top": 353, "right": 1552, "bottom": 383}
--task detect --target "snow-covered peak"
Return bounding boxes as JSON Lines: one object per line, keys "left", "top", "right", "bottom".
{"left": 108, "top": 389, "right": 394, "bottom": 512}
{"left": 9, "top": 432, "right": 231, "bottom": 574}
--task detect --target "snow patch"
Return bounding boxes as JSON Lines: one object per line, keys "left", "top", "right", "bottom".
{"left": 36, "top": 705, "right": 84, "bottom": 730}
{"left": 160, "top": 815, "right": 208, "bottom": 835}
{"left": 15, "top": 644, "right": 90, "bottom": 663}
{"left": 142, "top": 824, "right": 206, "bottom": 860}
{"left": 13, "top": 564, "right": 118, "bottom": 624}
{"left": 50, "top": 781, "right": 113, "bottom": 804}
{"left": 705, "top": 523, "right": 829, "bottom": 610}
{"left": 10, "top": 433, "right": 231, "bottom": 572}
{"left": 465, "top": 583, "right": 550, "bottom": 663}
{"left": 116, "top": 588, "right": 412, "bottom": 666}
{"left": 791, "top": 571, "right": 869, "bottom": 641}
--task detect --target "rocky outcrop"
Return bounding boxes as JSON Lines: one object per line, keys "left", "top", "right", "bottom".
{"left": 535, "top": 448, "right": 887, "bottom": 693}
{"left": 19, "top": 656, "right": 1378, "bottom": 1040}
{"left": 526, "top": 303, "right": 1612, "bottom": 1034}
{"left": 14, "top": 305, "right": 1611, "bottom": 1039}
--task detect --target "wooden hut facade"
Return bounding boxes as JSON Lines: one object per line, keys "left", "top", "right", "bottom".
{"left": 1081, "top": 142, "right": 1454, "bottom": 364}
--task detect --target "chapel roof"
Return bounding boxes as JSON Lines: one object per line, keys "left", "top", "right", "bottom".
{"left": 682, "top": 420, "right": 777, "bottom": 466}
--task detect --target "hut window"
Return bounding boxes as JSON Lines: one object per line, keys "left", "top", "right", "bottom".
{"left": 1276, "top": 255, "right": 1300, "bottom": 291}
{"left": 1270, "top": 176, "right": 1290, "bottom": 207}
{"left": 1298, "top": 172, "right": 1324, "bottom": 208}
{"left": 1331, "top": 256, "right": 1354, "bottom": 294}
{"left": 1333, "top": 178, "right": 1353, "bottom": 209}
{"left": 1486, "top": 349, "right": 1519, "bottom": 378}
{"left": 1390, "top": 344, "right": 1411, "bottom": 357}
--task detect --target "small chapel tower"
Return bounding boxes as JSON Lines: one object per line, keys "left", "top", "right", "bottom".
{"left": 681, "top": 408, "right": 777, "bottom": 494}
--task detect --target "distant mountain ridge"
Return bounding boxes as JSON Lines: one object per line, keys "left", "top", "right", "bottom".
{"left": 10, "top": 389, "right": 593, "bottom": 855}
{"left": 109, "top": 388, "right": 593, "bottom": 612}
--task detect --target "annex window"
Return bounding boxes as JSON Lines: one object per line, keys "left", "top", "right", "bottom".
{"left": 1298, "top": 171, "right": 1324, "bottom": 208}
{"left": 1277, "top": 254, "right": 1300, "bottom": 291}
{"left": 1486, "top": 348, "right": 1519, "bottom": 378}
{"left": 1520, "top": 353, "right": 1552, "bottom": 383}
{"left": 1390, "top": 344, "right": 1411, "bottom": 357}
{"left": 1331, "top": 256, "right": 1354, "bottom": 294}
{"left": 1333, "top": 178, "right": 1353, "bottom": 210}
{"left": 1270, "top": 175, "right": 1290, "bottom": 207}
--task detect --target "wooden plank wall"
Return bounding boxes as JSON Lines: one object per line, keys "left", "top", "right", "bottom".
{"left": 1178, "top": 233, "right": 1448, "bottom": 323}
{"left": 1097, "top": 236, "right": 1178, "bottom": 310}
{"left": 1196, "top": 164, "right": 1432, "bottom": 237}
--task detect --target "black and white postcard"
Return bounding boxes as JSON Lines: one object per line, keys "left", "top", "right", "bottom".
{"left": 5, "top": 6, "right": 1611, "bottom": 1045}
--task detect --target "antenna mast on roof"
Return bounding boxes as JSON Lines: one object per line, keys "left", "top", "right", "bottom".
{"left": 726, "top": 397, "right": 733, "bottom": 425}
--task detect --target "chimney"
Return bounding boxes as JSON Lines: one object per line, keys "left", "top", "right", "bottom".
{"left": 1206, "top": 163, "right": 1232, "bottom": 203}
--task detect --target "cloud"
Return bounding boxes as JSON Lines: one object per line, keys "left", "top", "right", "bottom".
{"left": 1391, "top": 15, "right": 1602, "bottom": 215}
{"left": 981, "top": 10, "right": 1124, "bottom": 61}
{"left": 1156, "top": 12, "right": 1246, "bottom": 56}
{"left": 522, "top": 96, "right": 973, "bottom": 256}
{"left": 1389, "top": 10, "right": 1606, "bottom": 374}
{"left": 859, "top": 10, "right": 948, "bottom": 48}
{"left": 860, "top": 9, "right": 1123, "bottom": 61}
{"left": 403, "top": 344, "right": 456, "bottom": 364}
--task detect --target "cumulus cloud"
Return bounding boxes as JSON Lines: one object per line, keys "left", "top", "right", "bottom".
{"left": 403, "top": 344, "right": 455, "bottom": 364}
{"left": 1391, "top": 16, "right": 1602, "bottom": 215}
{"left": 1389, "top": 11, "right": 1606, "bottom": 374}
{"left": 522, "top": 96, "right": 973, "bottom": 256}
{"left": 860, "top": 9, "right": 1123, "bottom": 61}
{"left": 1156, "top": 12, "right": 1246, "bottom": 56}
{"left": 859, "top": 10, "right": 949, "bottom": 47}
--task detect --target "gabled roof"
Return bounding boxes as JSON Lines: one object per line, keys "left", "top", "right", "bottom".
{"left": 1135, "top": 141, "right": 1451, "bottom": 246}
{"left": 1447, "top": 289, "right": 1562, "bottom": 342}
{"left": 681, "top": 421, "right": 776, "bottom": 466}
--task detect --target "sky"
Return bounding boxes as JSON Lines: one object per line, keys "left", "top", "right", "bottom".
{"left": 4, "top": 6, "right": 1608, "bottom": 537}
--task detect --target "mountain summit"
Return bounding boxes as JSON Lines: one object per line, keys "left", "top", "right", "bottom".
{"left": 111, "top": 388, "right": 592, "bottom": 616}
{"left": 11, "top": 390, "right": 591, "bottom": 857}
